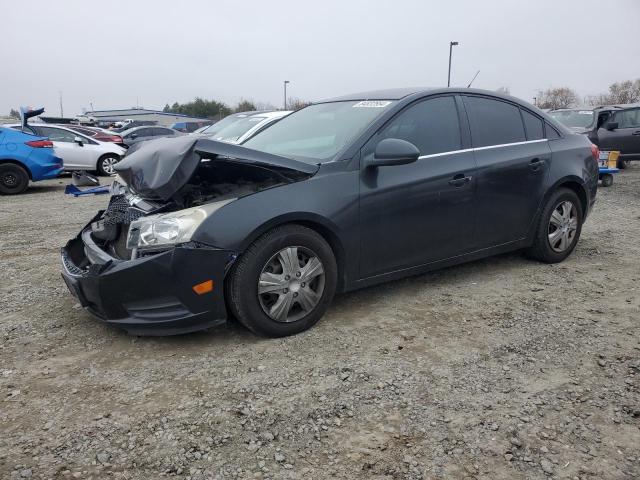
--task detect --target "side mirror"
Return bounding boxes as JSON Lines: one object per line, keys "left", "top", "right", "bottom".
{"left": 605, "top": 121, "right": 618, "bottom": 131}
{"left": 74, "top": 136, "right": 84, "bottom": 145}
{"left": 130, "top": 133, "right": 138, "bottom": 139}
{"left": 369, "top": 138, "right": 420, "bottom": 167}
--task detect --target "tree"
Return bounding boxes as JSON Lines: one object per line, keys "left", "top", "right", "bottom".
{"left": 585, "top": 79, "right": 640, "bottom": 107}
{"left": 604, "top": 80, "right": 640, "bottom": 105}
{"left": 162, "top": 98, "right": 229, "bottom": 119}
{"left": 235, "top": 99, "right": 257, "bottom": 113}
{"left": 286, "top": 97, "right": 312, "bottom": 111}
{"left": 536, "top": 87, "right": 579, "bottom": 110}
{"left": 8, "top": 108, "right": 19, "bottom": 119}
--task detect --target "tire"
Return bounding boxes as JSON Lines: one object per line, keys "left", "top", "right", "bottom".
{"left": 601, "top": 174, "right": 614, "bottom": 187}
{"left": 227, "top": 224, "right": 338, "bottom": 337}
{"left": 97, "top": 154, "right": 120, "bottom": 176}
{"left": 617, "top": 159, "right": 628, "bottom": 169}
{"left": 0, "top": 163, "right": 29, "bottom": 195}
{"left": 526, "top": 188, "right": 583, "bottom": 263}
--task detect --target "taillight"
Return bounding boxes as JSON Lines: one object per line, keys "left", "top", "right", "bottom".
{"left": 590, "top": 143, "right": 599, "bottom": 161}
{"left": 111, "top": 135, "right": 123, "bottom": 142}
{"left": 25, "top": 140, "right": 53, "bottom": 148}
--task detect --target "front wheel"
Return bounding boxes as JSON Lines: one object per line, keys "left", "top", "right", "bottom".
{"left": 526, "top": 188, "right": 583, "bottom": 263}
{"left": 97, "top": 154, "right": 120, "bottom": 176}
{"left": 227, "top": 225, "right": 338, "bottom": 337}
{"left": 0, "top": 163, "right": 29, "bottom": 195}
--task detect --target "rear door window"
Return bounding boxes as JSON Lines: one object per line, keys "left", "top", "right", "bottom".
{"left": 463, "top": 96, "right": 526, "bottom": 147}
{"left": 154, "top": 128, "right": 174, "bottom": 136}
{"left": 378, "top": 96, "right": 462, "bottom": 155}
{"left": 38, "top": 127, "right": 77, "bottom": 143}
{"left": 521, "top": 109, "right": 544, "bottom": 140}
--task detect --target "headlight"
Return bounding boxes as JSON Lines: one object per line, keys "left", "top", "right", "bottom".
{"left": 126, "top": 199, "right": 234, "bottom": 251}
{"left": 110, "top": 174, "right": 127, "bottom": 195}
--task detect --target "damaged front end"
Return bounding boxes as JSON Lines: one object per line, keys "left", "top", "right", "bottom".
{"left": 60, "top": 137, "right": 318, "bottom": 335}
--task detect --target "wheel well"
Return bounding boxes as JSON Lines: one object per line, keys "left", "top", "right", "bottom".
{"left": 292, "top": 220, "right": 347, "bottom": 293}
{"left": 557, "top": 181, "right": 588, "bottom": 215}
{"left": 0, "top": 160, "right": 32, "bottom": 180}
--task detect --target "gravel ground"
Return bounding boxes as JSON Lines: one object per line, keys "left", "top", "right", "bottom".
{"left": 1, "top": 168, "right": 639, "bottom": 480}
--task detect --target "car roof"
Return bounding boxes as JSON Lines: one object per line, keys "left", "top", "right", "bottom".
{"left": 320, "top": 88, "right": 431, "bottom": 102}
{"left": 317, "top": 87, "right": 544, "bottom": 107}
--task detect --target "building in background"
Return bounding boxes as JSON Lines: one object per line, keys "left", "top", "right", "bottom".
{"left": 85, "top": 108, "right": 211, "bottom": 127}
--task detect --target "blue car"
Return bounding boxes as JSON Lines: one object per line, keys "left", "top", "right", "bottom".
{"left": 0, "top": 108, "right": 64, "bottom": 194}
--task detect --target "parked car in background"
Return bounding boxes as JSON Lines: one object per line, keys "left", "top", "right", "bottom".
{"left": 112, "top": 120, "right": 157, "bottom": 132}
{"left": 119, "top": 126, "right": 184, "bottom": 148}
{"left": 205, "top": 111, "right": 292, "bottom": 144}
{"left": 67, "top": 125, "right": 125, "bottom": 146}
{"left": 0, "top": 126, "right": 63, "bottom": 194}
{"left": 170, "top": 121, "right": 212, "bottom": 133}
{"left": 61, "top": 88, "right": 598, "bottom": 338}
{"left": 549, "top": 105, "right": 640, "bottom": 168}
{"left": 8, "top": 124, "right": 126, "bottom": 175}
{"left": 193, "top": 111, "right": 260, "bottom": 137}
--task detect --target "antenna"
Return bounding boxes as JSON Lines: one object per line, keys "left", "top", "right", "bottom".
{"left": 467, "top": 70, "right": 480, "bottom": 88}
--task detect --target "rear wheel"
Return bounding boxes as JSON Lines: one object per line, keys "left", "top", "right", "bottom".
{"left": 526, "top": 188, "right": 583, "bottom": 263}
{"left": 0, "top": 163, "right": 29, "bottom": 195}
{"left": 227, "top": 225, "right": 337, "bottom": 337}
{"left": 601, "top": 174, "right": 614, "bottom": 187}
{"left": 617, "top": 159, "right": 628, "bottom": 169}
{"left": 97, "top": 154, "right": 120, "bottom": 176}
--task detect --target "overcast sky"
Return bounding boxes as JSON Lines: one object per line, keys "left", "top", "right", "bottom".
{"left": 3, "top": 0, "right": 639, "bottom": 116}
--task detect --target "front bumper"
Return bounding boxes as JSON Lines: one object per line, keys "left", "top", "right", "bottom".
{"left": 61, "top": 214, "right": 234, "bottom": 335}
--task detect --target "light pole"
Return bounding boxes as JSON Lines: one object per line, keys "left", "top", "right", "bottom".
{"left": 447, "top": 41, "right": 459, "bottom": 87}
{"left": 283, "top": 80, "right": 290, "bottom": 110}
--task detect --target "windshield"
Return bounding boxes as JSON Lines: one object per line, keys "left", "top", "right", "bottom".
{"left": 199, "top": 115, "right": 245, "bottom": 136}
{"left": 243, "top": 100, "right": 396, "bottom": 163}
{"left": 209, "top": 116, "right": 265, "bottom": 143}
{"left": 549, "top": 110, "right": 595, "bottom": 129}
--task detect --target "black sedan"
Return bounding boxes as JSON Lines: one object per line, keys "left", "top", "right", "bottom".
{"left": 61, "top": 88, "right": 598, "bottom": 337}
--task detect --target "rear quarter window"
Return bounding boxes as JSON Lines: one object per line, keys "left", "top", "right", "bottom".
{"left": 545, "top": 123, "right": 562, "bottom": 140}
{"left": 521, "top": 109, "right": 544, "bottom": 140}
{"left": 464, "top": 96, "right": 526, "bottom": 147}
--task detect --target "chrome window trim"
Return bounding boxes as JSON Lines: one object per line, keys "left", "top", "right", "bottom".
{"left": 417, "top": 139, "right": 548, "bottom": 160}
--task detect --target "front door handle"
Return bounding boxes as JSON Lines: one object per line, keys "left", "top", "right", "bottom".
{"left": 632, "top": 131, "right": 640, "bottom": 136}
{"left": 448, "top": 173, "right": 472, "bottom": 187}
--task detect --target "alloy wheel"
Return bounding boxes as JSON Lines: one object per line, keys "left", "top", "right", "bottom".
{"left": 101, "top": 157, "right": 119, "bottom": 175}
{"left": 258, "top": 246, "right": 325, "bottom": 323}
{"left": 548, "top": 200, "right": 578, "bottom": 253}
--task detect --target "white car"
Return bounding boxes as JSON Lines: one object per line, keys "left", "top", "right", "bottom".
{"left": 7, "top": 124, "right": 125, "bottom": 175}
{"left": 203, "top": 111, "right": 292, "bottom": 144}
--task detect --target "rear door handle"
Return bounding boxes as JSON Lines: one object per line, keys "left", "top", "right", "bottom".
{"left": 632, "top": 131, "right": 640, "bottom": 136}
{"left": 529, "top": 158, "right": 544, "bottom": 171}
{"left": 448, "top": 173, "right": 472, "bottom": 187}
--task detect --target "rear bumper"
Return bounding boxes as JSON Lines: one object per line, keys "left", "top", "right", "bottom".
{"left": 61, "top": 215, "right": 234, "bottom": 335}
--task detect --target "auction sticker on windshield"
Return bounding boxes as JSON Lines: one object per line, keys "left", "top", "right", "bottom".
{"left": 353, "top": 101, "right": 392, "bottom": 108}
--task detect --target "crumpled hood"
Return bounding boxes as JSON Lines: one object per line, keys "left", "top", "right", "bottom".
{"left": 114, "top": 136, "right": 319, "bottom": 201}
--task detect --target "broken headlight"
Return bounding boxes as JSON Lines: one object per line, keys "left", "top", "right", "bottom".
{"left": 110, "top": 174, "right": 127, "bottom": 196}
{"left": 126, "top": 199, "right": 234, "bottom": 251}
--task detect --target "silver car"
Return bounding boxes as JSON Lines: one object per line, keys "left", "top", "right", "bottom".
{"left": 7, "top": 124, "right": 126, "bottom": 175}
{"left": 204, "top": 111, "right": 292, "bottom": 144}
